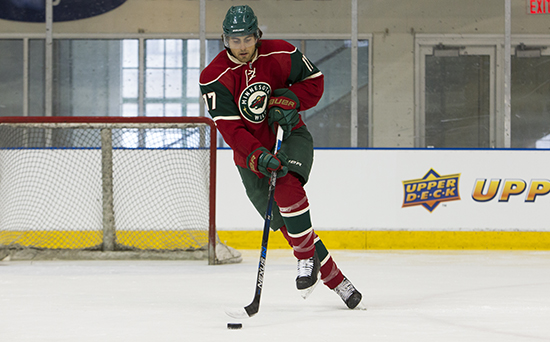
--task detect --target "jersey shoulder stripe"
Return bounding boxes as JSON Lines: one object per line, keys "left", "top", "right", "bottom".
{"left": 200, "top": 64, "right": 243, "bottom": 86}
{"left": 257, "top": 49, "right": 296, "bottom": 59}
{"left": 199, "top": 51, "right": 244, "bottom": 86}
{"left": 259, "top": 39, "right": 297, "bottom": 54}
{"left": 303, "top": 71, "right": 323, "bottom": 80}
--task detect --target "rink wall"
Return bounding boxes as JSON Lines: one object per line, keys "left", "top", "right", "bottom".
{"left": 216, "top": 148, "right": 550, "bottom": 250}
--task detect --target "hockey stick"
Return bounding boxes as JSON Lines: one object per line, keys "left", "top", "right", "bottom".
{"left": 226, "top": 125, "right": 284, "bottom": 319}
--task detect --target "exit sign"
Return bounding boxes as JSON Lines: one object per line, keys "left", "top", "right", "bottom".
{"left": 527, "top": 0, "right": 550, "bottom": 14}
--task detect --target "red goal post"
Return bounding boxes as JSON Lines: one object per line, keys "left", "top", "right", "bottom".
{"left": 0, "top": 116, "right": 240, "bottom": 264}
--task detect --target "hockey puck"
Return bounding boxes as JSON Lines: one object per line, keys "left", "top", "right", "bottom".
{"left": 227, "top": 323, "right": 242, "bottom": 330}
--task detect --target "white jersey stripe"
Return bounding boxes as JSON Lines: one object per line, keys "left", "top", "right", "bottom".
{"left": 199, "top": 64, "right": 244, "bottom": 86}
{"left": 303, "top": 71, "right": 323, "bottom": 80}
{"left": 212, "top": 115, "right": 241, "bottom": 122}
{"left": 257, "top": 48, "right": 297, "bottom": 59}
{"left": 200, "top": 47, "right": 322, "bottom": 86}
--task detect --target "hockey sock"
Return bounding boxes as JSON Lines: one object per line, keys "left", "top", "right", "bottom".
{"left": 281, "top": 223, "right": 344, "bottom": 288}
{"left": 275, "top": 175, "right": 315, "bottom": 260}
{"left": 279, "top": 225, "right": 293, "bottom": 248}
{"left": 314, "top": 239, "right": 345, "bottom": 289}
{"left": 281, "top": 207, "right": 316, "bottom": 260}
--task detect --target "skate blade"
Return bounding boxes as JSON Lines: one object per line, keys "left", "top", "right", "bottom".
{"left": 355, "top": 301, "right": 367, "bottom": 310}
{"left": 299, "top": 275, "right": 321, "bottom": 300}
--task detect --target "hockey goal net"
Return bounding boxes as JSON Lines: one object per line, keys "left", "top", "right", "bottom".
{"left": 0, "top": 116, "right": 240, "bottom": 264}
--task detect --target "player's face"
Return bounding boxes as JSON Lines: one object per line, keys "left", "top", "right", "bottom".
{"left": 228, "top": 35, "right": 257, "bottom": 63}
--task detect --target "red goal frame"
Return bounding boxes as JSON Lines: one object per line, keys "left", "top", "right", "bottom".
{"left": 0, "top": 116, "right": 218, "bottom": 264}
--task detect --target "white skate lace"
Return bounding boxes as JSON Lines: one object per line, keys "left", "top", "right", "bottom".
{"left": 297, "top": 257, "right": 314, "bottom": 278}
{"left": 334, "top": 278, "right": 355, "bottom": 300}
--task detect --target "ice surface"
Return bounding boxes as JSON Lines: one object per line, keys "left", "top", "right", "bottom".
{"left": 1, "top": 249, "right": 550, "bottom": 341}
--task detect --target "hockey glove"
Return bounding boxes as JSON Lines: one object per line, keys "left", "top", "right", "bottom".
{"left": 247, "top": 147, "right": 289, "bottom": 178}
{"left": 268, "top": 89, "right": 300, "bottom": 139}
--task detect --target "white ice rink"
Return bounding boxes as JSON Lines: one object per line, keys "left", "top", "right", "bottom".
{"left": 1, "top": 249, "right": 550, "bottom": 342}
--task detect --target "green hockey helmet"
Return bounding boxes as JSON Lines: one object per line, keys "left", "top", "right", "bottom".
{"left": 222, "top": 5, "right": 261, "bottom": 47}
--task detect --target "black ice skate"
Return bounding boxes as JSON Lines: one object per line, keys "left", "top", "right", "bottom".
{"left": 333, "top": 277, "right": 362, "bottom": 309}
{"left": 296, "top": 254, "right": 320, "bottom": 291}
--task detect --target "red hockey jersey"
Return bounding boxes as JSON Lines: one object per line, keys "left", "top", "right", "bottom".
{"left": 199, "top": 40, "right": 324, "bottom": 170}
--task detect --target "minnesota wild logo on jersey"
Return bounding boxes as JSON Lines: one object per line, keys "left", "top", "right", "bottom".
{"left": 239, "top": 82, "right": 271, "bottom": 123}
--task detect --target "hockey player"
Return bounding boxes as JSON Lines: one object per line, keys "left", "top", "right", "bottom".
{"left": 199, "top": 5, "right": 362, "bottom": 309}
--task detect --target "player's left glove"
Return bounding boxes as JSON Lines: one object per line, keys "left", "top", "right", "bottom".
{"left": 268, "top": 89, "right": 300, "bottom": 139}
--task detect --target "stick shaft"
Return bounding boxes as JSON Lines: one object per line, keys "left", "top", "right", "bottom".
{"left": 244, "top": 126, "right": 283, "bottom": 317}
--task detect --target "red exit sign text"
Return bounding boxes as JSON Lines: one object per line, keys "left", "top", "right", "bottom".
{"left": 528, "top": 0, "right": 550, "bottom": 14}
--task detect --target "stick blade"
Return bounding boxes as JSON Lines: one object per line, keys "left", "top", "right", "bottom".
{"left": 244, "top": 301, "right": 259, "bottom": 317}
{"left": 225, "top": 307, "right": 250, "bottom": 319}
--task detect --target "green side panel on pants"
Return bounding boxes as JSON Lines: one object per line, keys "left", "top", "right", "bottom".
{"left": 237, "top": 126, "right": 314, "bottom": 231}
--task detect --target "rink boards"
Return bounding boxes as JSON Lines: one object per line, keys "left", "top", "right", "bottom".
{"left": 217, "top": 148, "right": 550, "bottom": 249}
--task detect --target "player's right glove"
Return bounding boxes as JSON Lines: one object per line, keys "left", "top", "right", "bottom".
{"left": 247, "top": 147, "right": 288, "bottom": 178}
{"left": 268, "top": 89, "right": 300, "bottom": 139}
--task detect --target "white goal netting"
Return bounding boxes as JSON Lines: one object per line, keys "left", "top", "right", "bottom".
{"left": 0, "top": 117, "right": 241, "bottom": 264}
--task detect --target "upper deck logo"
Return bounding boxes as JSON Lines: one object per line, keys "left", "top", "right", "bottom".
{"left": 402, "top": 169, "right": 461, "bottom": 212}
{"left": 239, "top": 82, "right": 271, "bottom": 123}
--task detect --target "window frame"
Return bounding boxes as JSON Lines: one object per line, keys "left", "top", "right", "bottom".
{"left": 0, "top": 32, "right": 372, "bottom": 148}
{"left": 415, "top": 34, "right": 550, "bottom": 149}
